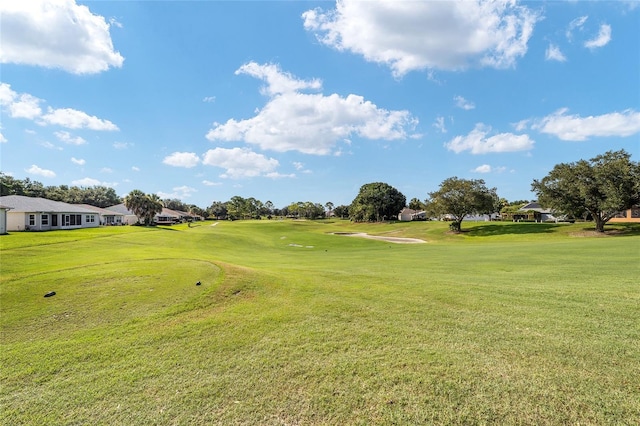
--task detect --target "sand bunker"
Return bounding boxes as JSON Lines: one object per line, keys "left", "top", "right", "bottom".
{"left": 333, "top": 232, "right": 425, "bottom": 244}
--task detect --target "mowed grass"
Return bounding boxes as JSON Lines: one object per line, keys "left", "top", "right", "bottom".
{"left": 1, "top": 220, "right": 639, "bottom": 425}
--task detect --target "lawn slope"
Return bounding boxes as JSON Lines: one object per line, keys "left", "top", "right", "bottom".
{"left": 1, "top": 221, "right": 639, "bottom": 425}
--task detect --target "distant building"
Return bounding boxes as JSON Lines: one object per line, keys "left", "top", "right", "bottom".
{"left": 0, "top": 204, "right": 12, "bottom": 234}
{"left": 501, "top": 202, "right": 558, "bottom": 222}
{"left": 0, "top": 195, "right": 100, "bottom": 232}
{"left": 610, "top": 206, "right": 640, "bottom": 223}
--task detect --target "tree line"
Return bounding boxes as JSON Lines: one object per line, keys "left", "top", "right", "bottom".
{"left": 1, "top": 173, "right": 121, "bottom": 208}
{"left": 3, "top": 149, "right": 638, "bottom": 232}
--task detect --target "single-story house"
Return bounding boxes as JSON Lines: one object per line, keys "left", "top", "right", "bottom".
{"left": 78, "top": 204, "right": 126, "bottom": 225}
{"left": 398, "top": 208, "right": 427, "bottom": 221}
{"left": 501, "top": 202, "right": 558, "bottom": 222}
{"left": 155, "top": 208, "right": 205, "bottom": 224}
{"left": 463, "top": 213, "right": 500, "bottom": 221}
{"left": 155, "top": 208, "right": 183, "bottom": 225}
{"left": 610, "top": 205, "right": 640, "bottom": 223}
{"left": 104, "top": 204, "right": 139, "bottom": 225}
{"left": 0, "top": 204, "right": 12, "bottom": 235}
{"left": 0, "top": 195, "right": 100, "bottom": 232}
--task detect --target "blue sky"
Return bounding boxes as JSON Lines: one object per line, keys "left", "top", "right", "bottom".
{"left": 1, "top": 0, "right": 639, "bottom": 209}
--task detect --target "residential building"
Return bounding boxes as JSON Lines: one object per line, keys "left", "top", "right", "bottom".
{"left": 0, "top": 195, "right": 100, "bottom": 232}
{"left": 610, "top": 206, "right": 640, "bottom": 223}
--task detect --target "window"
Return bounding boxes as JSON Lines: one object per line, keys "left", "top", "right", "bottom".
{"left": 51, "top": 214, "right": 58, "bottom": 226}
{"left": 29, "top": 214, "right": 35, "bottom": 226}
{"left": 86, "top": 215, "right": 95, "bottom": 223}
{"left": 63, "top": 214, "right": 82, "bottom": 226}
{"left": 41, "top": 214, "right": 49, "bottom": 226}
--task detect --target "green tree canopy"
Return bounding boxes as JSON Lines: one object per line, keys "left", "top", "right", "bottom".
{"left": 124, "top": 190, "right": 164, "bottom": 226}
{"left": 349, "top": 182, "right": 406, "bottom": 222}
{"left": 1, "top": 174, "right": 121, "bottom": 207}
{"left": 208, "top": 201, "right": 228, "bottom": 220}
{"left": 427, "top": 177, "right": 498, "bottom": 232}
{"left": 408, "top": 197, "right": 425, "bottom": 211}
{"left": 531, "top": 149, "right": 640, "bottom": 232}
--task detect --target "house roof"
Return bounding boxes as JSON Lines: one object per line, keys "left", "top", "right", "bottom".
{"left": 104, "top": 203, "right": 135, "bottom": 215}
{"left": 159, "top": 207, "right": 183, "bottom": 218}
{"left": 519, "top": 202, "right": 553, "bottom": 214}
{"left": 399, "top": 208, "right": 417, "bottom": 214}
{"left": 78, "top": 204, "right": 125, "bottom": 216}
{"left": 0, "top": 195, "right": 98, "bottom": 214}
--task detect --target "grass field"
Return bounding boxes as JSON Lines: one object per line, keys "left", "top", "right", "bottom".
{"left": 1, "top": 220, "right": 639, "bottom": 425}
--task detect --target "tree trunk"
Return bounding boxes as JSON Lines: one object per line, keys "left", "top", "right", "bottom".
{"left": 594, "top": 213, "right": 606, "bottom": 233}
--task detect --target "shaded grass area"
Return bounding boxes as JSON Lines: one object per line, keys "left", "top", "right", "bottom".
{"left": 1, "top": 221, "right": 639, "bottom": 424}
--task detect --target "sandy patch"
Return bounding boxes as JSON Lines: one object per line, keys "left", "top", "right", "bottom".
{"left": 334, "top": 232, "right": 425, "bottom": 244}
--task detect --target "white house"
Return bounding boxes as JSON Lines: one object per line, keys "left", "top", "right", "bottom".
{"left": 104, "top": 204, "right": 139, "bottom": 225}
{"left": 78, "top": 204, "right": 125, "bottom": 225}
{"left": 0, "top": 195, "right": 100, "bottom": 232}
{"left": 398, "top": 208, "right": 427, "bottom": 221}
{"left": 0, "top": 204, "right": 11, "bottom": 234}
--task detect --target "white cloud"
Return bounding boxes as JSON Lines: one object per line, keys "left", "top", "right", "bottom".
{"left": 433, "top": 116, "right": 447, "bottom": 133}
{"left": 512, "top": 119, "right": 530, "bottom": 131}
{"left": 40, "top": 107, "right": 118, "bottom": 131}
{"left": 55, "top": 130, "right": 86, "bottom": 145}
{"left": 533, "top": 108, "right": 640, "bottom": 141}
{"left": 207, "top": 62, "right": 417, "bottom": 155}
{"left": 9, "top": 94, "right": 42, "bottom": 119}
{"left": 236, "top": 61, "right": 322, "bottom": 96}
{"left": 445, "top": 123, "right": 535, "bottom": 154}
{"left": 0, "top": 83, "right": 17, "bottom": 105}
{"left": 157, "top": 186, "right": 197, "bottom": 200}
{"left": 0, "top": 84, "right": 117, "bottom": 132}
{"left": 131, "top": 166, "right": 140, "bottom": 172}
{"left": 100, "top": 167, "right": 113, "bottom": 173}
{"left": 0, "top": 0, "right": 124, "bottom": 74}
{"left": 545, "top": 44, "right": 567, "bottom": 62}
{"left": 0, "top": 133, "right": 7, "bottom": 143}
{"left": 109, "top": 17, "right": 123, "bottom": 29}
{"left": 566, "top": 16, "right": 588, "bottom": 41}
{"left": 473, "top": 164, "right": 492, "bottom": 173}
{"left": 113, "top": 141, "right": 132, "bottom": 149}
{"left": 0, "top": 83, "right": 42, "bottom": 119}
{"left": 72, "top": 177, "right": 100, "bottom": 186}
{"left": 265, "top": 172, "right": 296, "bottom": 179}
{"left": 203, "top": 96, "right": 216, "bottom": 103}
{"left": 202, "top": 147, "right": 279, "bottom": 179}
{"left": 71, "top": 157, "right": 85, "bottom": 165}
{"left": 473, "top": 164, "right": 507, "bottom": 174}
{"left": 293, "top": 161, "right": 312, "bottom": 174}
{"left": 202, "top": 180, "right": 221, "bottom": 186}
{"left": 162, "top": 152, "right": 200, "bottom": 168}
{"left": 585, "top": 24, "right": 611, "bottom": 49}
{"left": 41, "top": 141, "right": 62, "bottom": 151}
{"left": 454, "top": 95, "right": 475, "bottom": 110}
{"left": 303, "top": 0, "right": 539, "bottom": 76}
{"left": 71, "top": 177, "right": 117, "bottom": 187}
{"left": 26, "top": 164, "right": 56, "bottom": 178}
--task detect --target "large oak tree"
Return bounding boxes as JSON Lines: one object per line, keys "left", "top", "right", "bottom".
{"left": 531, "top": 150, "right": 640, "bottom": 232}
{"left": 350, "top": 182, "right": 406, "bottom": 222}
{"left": 427, "top": 177, "right": 498, "bottom": 232}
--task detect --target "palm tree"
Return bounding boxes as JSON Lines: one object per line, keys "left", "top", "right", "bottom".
{"left": 124, "top": 190, "right": 163, "bottom": 225}
{"left": 124, "top": 190, "right": 147, "bottom": 224}
{"left": 143, "top": 194, "right": 164, "bottom": 225}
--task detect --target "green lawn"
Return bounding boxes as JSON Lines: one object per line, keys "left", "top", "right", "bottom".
{"left": 1, "top": 220, "right": 639, "bottom": 425}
